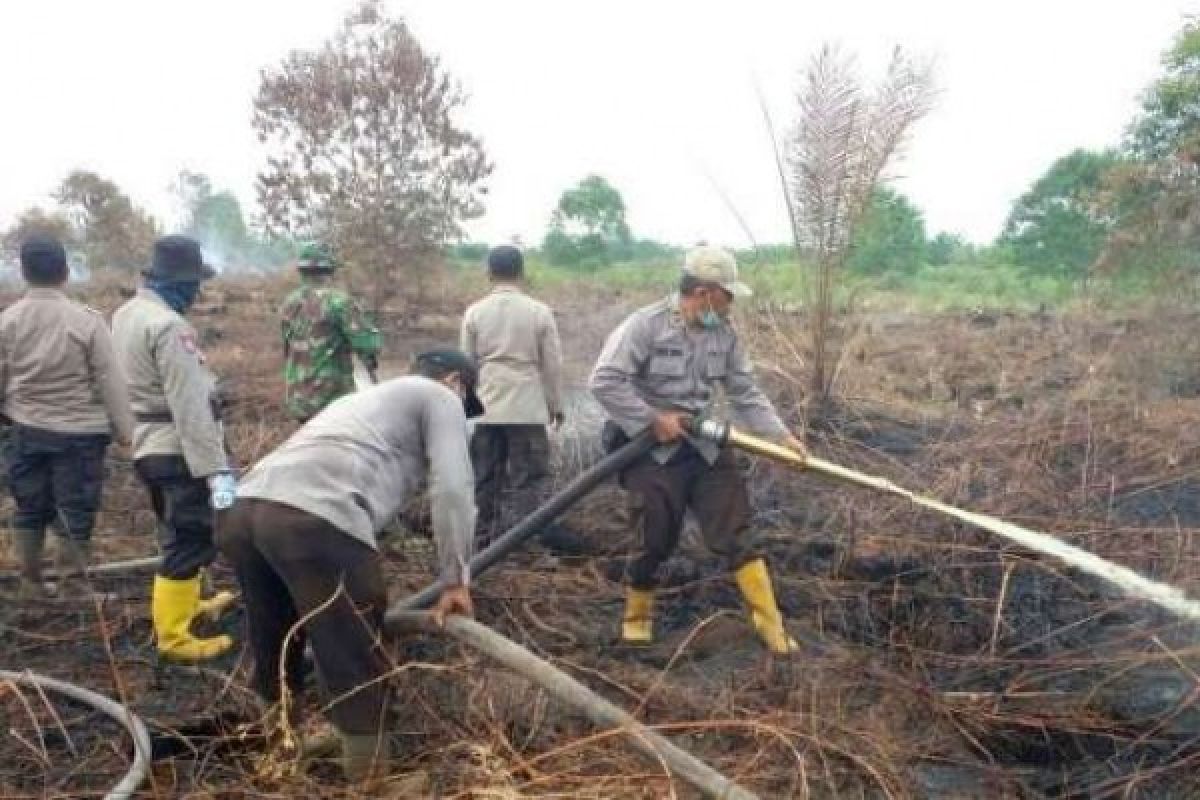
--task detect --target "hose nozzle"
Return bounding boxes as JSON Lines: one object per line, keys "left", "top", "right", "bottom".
{"left": 687, "top": 417, "right": 730, "bottom": 446}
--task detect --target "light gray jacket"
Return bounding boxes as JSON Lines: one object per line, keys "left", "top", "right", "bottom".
{"left": 237, "top": 375, "right": 475, "bottom": 587}
{"left": 589, "top": 294, "right": 789, "bottom": 464}
{"left": 112, "top": 289, "right": 228, "bottom": 476}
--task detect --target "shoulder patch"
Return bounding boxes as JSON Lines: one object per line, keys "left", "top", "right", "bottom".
{"left": 178, "top": 331, "right": 199, "bottom": 355}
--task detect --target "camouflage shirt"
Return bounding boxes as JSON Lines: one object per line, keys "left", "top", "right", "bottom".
{"left": 280, "top": 283, "right": 382, "bottom": 421}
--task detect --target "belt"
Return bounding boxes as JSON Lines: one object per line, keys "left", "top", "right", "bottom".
{"left": 134, "top": 410, "right": 173, "bottom": 424}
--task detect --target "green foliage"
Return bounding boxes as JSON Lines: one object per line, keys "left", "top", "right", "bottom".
{"left": 926, "top": 232, "right": 973, "bottom": 266}
{"left": 997, "top": 149, "right": 1120, "bottom": 277}
{"left": 449, "top": 242, "right": 489, "bottom": 262}
{"left": 542, "top": 175, "right": 633, "bottom": 267}
{"left": 847, "top": 188, "right": 927, "bottom": 274}
{"left": 171, "top": 170, "right": 293, "bottom": 270}
{"left": 1129, "top": 18, "right": 1200, "bottom": 161}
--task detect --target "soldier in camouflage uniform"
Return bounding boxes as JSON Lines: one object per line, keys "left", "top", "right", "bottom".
{"left": 280, "top": 244, "right": 382, "bottom": 424}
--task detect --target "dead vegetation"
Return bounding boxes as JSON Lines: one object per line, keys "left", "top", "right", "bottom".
{"left": 1, "top": 275, "right": 1199, "bottom": 798}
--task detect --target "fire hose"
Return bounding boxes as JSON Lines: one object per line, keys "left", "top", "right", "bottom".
{"left": 691, "top": 418, "right": 1200, "bottom": 623}
{"left": 0, "top": 669, "right": 153, "bottom": 800}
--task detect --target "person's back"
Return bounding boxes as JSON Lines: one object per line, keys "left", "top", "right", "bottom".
{"left": 280, "top": 244, "right": 381, "bottom": 423}
{"left": 0, "top": 235, "right": 132, "bottom": 599}
{"left": 0, "top": 290, "right": 131, "bottom": 436}
{"left": 240, "top": 374, "right": 475, "bottom": 556}
{"left": 462, "top": 286, "right": 560, "bottom": 424}
{"left": 460, "top": 245, "right": 566, "bottom": 546}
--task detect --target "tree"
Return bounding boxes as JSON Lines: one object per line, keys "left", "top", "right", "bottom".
{"left": 783, "top": 45, "right": 936, "bottom": 402}
{"left": 542, "top": 175, "right": 633, "bottom": 267}
{"left": 172, "top": 171, "right": 252, "bottom": 267}
{"left": 254, "top": 0, "right": 491, "bottom": 311}
{"left": 847, "top": 187, "right": 926, "bottom": 274}
{"left": 54, "top": 170, "right": 158, "bottom": 272}
{"left": 1092, "top": 18, "right": 1200, "bottom": 277}
{"left": 2, "top": 207, "right": 79, "bottom": 265}
{"left": 1129, "top": 18, "right": 1200, "bottom": 162}
{"left": 997, "top": 149, "right": 1120, "bottom": 277}
{"left": 926, "top": 232, "right": 971, "bottom": 266}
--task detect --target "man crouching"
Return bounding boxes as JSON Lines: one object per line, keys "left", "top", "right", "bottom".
{"left": 216, "top": 348, "right": 480, "bottom": 786}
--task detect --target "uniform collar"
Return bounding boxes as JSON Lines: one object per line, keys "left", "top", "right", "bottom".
{"left": 25, "top": 287, "right": 66, "bottom": 300}
{"left": 137, "top": 287, "right": 174, "bottom": 311}
{"left": 489, "top": 283, "right": 523, "bottom": 296}
{"left": 666, "top": 292, "right": 685, "bottom": 329}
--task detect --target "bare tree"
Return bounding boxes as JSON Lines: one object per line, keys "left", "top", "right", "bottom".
{"left": 783, "top": 47, "right": 935, "bottom": 404}
{"left": 253, "top": 0, "right": 492, "bottom": 314}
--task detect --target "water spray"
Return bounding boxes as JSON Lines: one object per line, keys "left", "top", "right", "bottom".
{"left": 690, "top": 418, "right": 1200, "bottom": 623}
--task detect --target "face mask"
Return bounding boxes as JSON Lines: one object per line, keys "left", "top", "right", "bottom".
{"left": 699, "top": 297, "right": 723, "bottom": 330}
{"left": 147, "top": 279, "right": 201, "bottom": 314}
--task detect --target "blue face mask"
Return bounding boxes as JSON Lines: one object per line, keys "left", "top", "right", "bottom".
{"left": 699, "top": 298, "right": 723, "bottom": 330}
{"left": 147, "top": 279, "right": 201, "bottom": 314}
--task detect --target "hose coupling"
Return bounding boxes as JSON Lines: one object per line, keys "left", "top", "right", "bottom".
{"left": 688, "top": 417, "right": 730, "bottom": 446}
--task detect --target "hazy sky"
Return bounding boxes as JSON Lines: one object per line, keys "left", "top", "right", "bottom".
{"left": 0, "top": 1, "right": 1193, "bottom": 249}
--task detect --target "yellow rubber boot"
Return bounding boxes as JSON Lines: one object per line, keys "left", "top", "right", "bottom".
{"left": 196, "top": 589, "right": 237, "bottom": 620}
{"left": 621, "top": 588, "right": 654, "bottom": 645}
{"left": 733, "top": 559, "right": 798, "bottom": 655}
{"left": 152, "top": 575, "right": 234, "bottom": 661}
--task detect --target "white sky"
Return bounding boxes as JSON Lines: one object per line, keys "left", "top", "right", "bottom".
{"left": 0, "top": 1, "right": 1194, "bottom": 248}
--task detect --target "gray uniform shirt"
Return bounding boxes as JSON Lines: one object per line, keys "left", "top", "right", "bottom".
{"left": 0, "top": 288, "right": 134, "bottom": 439}
{"left": 237, "top": 376, "right": 475, "bottom": 587}
{"left": 589, "top": 294, "right": 789, "bottom": 464}
{"left": 461, "top": 285, "right": 563, "bottom": 425}
{"left": 112, "top": 289, "right": 228, "bottom": 477}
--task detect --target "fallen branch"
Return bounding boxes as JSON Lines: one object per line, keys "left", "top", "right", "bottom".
{"left": 388, "top": 611, "right": 759, "bottom": 800}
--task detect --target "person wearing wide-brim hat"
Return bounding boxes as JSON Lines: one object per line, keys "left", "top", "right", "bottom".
{"left": 112, "top": 234, "right": 238, "bottom": 662}
{"left": 589, "top": 245, "right": 807, "bottom": 655}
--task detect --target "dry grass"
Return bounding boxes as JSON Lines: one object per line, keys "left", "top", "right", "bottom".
{"left": 1, "top": 275, "right": 1199, "bottom": 798}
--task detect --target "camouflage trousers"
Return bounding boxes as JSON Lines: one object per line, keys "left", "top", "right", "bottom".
{"left": 8, "top": 424, "right": 110, "bottom": 541}
{"left": 470, "top": 424, "right": 551, "bottom": 543}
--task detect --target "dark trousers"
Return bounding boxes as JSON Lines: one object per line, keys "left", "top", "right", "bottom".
{"left": 620, "top": 442, "right": 758, "bottom": 589}
{"left": 216, "top": 498, "right": 390, "bottom": 736}
{"left": 9, "top": 425, "right": 110, "bottom": 541}
{"left": 134, "top": 454, "right": 216, "bottom": 580}
{"left": 470, "top": 424, "right": 551, "bottom": 541}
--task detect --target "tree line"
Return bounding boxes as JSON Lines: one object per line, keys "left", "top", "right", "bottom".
{"left": 4, "top": 2, "right": 1197, "bottom": 295}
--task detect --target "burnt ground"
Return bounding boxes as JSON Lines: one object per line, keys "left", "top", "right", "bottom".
{"left": 2, "top": 276, "right": 1200, "bottom": 798}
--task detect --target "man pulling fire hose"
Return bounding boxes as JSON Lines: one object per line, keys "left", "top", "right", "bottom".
{"left": 589, "top": 245, "right": 807, "bottom": 654}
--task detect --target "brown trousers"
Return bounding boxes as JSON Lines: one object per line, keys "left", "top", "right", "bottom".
{"left": 216, "top": 498, "right": 390, "bottom": 735}
{"left": 470, "top": 423, "right": 551, "bottom": 542}
{"left": 620, "top": 442, "right": 759, "bottom": 589}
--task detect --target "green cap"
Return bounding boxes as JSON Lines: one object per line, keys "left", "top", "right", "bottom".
{"left": 297, "top": 242, "right": 336, "bottom": 271}
{"left": 683, "top": 245, "right": 751, "bottom": 297}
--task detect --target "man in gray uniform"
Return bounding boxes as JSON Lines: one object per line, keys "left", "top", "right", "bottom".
{"left": 218, "top": 348, "right": 479, "bottom": 785}
{"left": 590, "top": 245, "right": 806, "bottom": 654}
{"left": 461, "top": 245, "right": 565, "bottom": 543}
{"left": 1, "top": 234, "right": 133, "bottom": 598}
{"left": 112, "top": 235, "right": 236, "bottom": 662}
